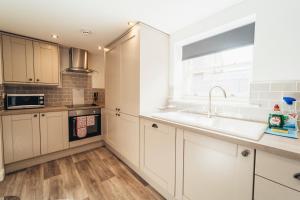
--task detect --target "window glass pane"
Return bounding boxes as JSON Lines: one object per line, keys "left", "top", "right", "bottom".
{"left": 181, "top": 45, "right": 253, "bottom": 99}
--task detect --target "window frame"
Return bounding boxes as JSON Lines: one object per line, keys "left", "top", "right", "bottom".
{"left": 170, "top": 15, "right": 256, "bottom": 104}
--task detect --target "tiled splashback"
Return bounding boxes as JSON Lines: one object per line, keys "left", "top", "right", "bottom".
{"left": 169, "top": 80, "right": 300, "bottom": 123}
{"left": 0, "top": 73, "right": 105, "bottom": 108}
{"left": 250, "top": 81, "right": 300, "bottom": 112}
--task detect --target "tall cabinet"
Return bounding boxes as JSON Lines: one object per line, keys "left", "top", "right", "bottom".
{"left": 104, "top": 23, "right": 169, "bottom": 169}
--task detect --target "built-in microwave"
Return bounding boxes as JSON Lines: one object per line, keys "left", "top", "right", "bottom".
{"left": 6, "top": 94, "right": 45, "bottom": 110}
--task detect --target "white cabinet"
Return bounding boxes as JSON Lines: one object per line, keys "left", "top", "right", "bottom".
{"left": 104, "top": 109, "right": 139, "bottom": 168}
{"left": 105, "top": 46, "right": 121, "bottom": 112}
{"left": 2, "top": 35, "right": 34, "bottom": 83}
{"left": 40, "top": 111, "right": 68, "bottom": 154}
{"left": 1, "top": 34, "right": 59, "bottom": 85}
{"left": 33, "top": 41, "right": 59, "bottom": 84}
{"left": 119, "top": 32, "right": 139, "bottom": 116}
{"left": 119, "top": 113, "right": 139, "bottom": 167}
{"left": 105, "top": 23, "right": 169, "bottom": 116}
{"left": 176, "top": 130, "right": 254, "bottom": 200}
{"left": 104, "top": 23, "right": 169, "bottom": 169}
{"left": 140, "top": 119, "right": 176, "bottom": 198}
{"left": 104, "top": 109, "right": 122, "bottom": 151}
{"left": 2, "top": 113, "right": 40, "bottom": 164}
{"left": 2, "top": 111, "right": 68, "bottom": 164}
{"left": 255, "top": 175, "right": 300, "bottom": 200}
{"left": 255, "top": 150, "right": 300, "bottom": 199}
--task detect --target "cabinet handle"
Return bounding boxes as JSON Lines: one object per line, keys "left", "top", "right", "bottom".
{"left": 241, "top": 150, "right": 250, "bottom": 157}
{"left": 33, "top": 114, "right": 38, "bottom": 117}
{"left": 294, "top": 173, "right": 300, "bottom": 180}
{"left": 152, "top": 123, "right": 158, "bottom": 128}
{"left": 41, "top": 114, "right": 45, "bottom": 117}
{"left": 36, "top": 78, "right": 40, "bottom": 82}
{"left": 29, "top": 78, "right": 33, "bottom": 81}
{"left": 115, "top": 108, "right": 118, "bottom": 111}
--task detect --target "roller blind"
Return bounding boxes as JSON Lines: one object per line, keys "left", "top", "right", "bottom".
{"left": 182, "top": 23, "right": 255, "bottom": 60}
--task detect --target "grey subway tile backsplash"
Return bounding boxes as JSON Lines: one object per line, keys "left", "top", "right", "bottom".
{"left": 0, "top": 73, "right": 105, "bottom": 108}
{"left": 270, "top": 81, "right": 297, "bottom": 92}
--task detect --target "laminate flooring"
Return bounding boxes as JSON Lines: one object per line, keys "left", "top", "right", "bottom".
{"left": 0, "top": 147, "right": 165, "bottom": 200}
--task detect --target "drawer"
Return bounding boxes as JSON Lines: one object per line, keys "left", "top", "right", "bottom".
{"left": 256, "top": 150, "right": 300, "bottom": 191}
{"left": 255, "top": 175, "right": 300, "bottom": 200}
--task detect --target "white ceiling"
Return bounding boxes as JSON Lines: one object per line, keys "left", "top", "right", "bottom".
{"left": 0, "top": 0, "right": 243, "bottom": 53}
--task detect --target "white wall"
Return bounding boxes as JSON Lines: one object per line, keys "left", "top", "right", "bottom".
{"left": 170, "top": 0, "right": 300, "bottom": 83}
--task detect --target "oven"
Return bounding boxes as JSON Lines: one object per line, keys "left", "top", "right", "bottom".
{"left": 68, "top": 108, "right": 101, "bottom": 142}
{"left": 6, "top": 94, "right": 45, "bottom": 110}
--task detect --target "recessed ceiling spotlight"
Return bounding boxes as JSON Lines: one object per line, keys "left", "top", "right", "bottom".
{"left": 128, "top": 21, "right": 135, "bottom": 26}
{"left": 104, "top": 48, "right": 110, "bottom": 52}
{"left": 98, "top": 46, "right": 102, "bottom": 50}
{"left": 51, "top": 34, "right": 59, "bottom": 39}
{"left": 81, "top": 29, "right": 92, "bottom": 36}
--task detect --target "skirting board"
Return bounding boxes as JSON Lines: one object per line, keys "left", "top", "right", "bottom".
{"left": 5, "top": 140, "right": 104, "bottom": 174}
{"left": 104, "top": 142, "right": 173, "bottom": 200}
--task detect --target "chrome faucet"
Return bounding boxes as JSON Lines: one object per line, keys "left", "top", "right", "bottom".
{"left": 208, "top": 86, "right": 227, "bottom": 118}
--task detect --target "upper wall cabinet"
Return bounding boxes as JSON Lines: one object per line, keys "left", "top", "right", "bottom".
{"left": 105, "top": 23, "right": 169, "bottom": 116}
{"left": 1, "top": 34, "right": 60, "bottom": 85}
{"left": 34, "top": 41, "right": 59, "bottom": 84}
{"left": 2, "top": 35, "right": 34, "bottom": 83}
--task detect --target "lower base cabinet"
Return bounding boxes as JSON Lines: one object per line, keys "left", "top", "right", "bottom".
{"left": 104, "top": 109, "right": 139, "bottom": 168}
{"left": 2, "top": 113, "right": 40, "bottom": 164}
{"left": 40, "top": 112, "right": 69, "bottom": 154}
{"left": 255, "top": 175, "right": 300, "bottom": 200}
{"left": 255, "top": 150, "right": 300, "bottom": 200}
{"left": 139, "top": 119, "right": 176, "bottom": 197}
{"left": 176, "top": 130, "right": 254, "bottom": 200}
{"left": 2, "top": 111, "right": 68, "bottom": 164}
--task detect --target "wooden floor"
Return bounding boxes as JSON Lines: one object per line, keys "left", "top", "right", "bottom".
{"left": 0, "top": 147, "right": 165, "bottom": 200}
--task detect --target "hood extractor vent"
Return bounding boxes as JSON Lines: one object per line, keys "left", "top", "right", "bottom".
{"left": 67, "top": 48, "right": 94, "bottom": 73}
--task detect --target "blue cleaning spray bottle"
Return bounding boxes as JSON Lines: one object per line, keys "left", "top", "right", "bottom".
{"left": 282, "top": 97, "right": 298, "bottom": 131}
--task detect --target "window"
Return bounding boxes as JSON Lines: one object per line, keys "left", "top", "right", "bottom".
{"left": 174, "top": 22, "right": 255, "bottom": 102}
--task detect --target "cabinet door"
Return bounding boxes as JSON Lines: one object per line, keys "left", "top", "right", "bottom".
{"left": 176, "top": 131, "right": 254, "bottom": 200}
{"left": 2, "top": 114, "right": 40, "bottom": 163}
{"left": 119, "top": 113, "right": 139, "bottom": 168}
{"left": 120, "top": 32, "right": 139, "bottom": 116}
{"left": 255, "top": 176, "right": 300, "bottom": 200}
{"left": 104, "top": 109, "right": 121, "bottom": 151}
{"left": 105, "top": 46, "right": 121, "bottom": 112}
{"left": 40, "top": 111, "right": 68, "bottom": 154}
{"left": 34, "top": 41, "right": 59, "bottom": 84}
{"left": 2, "top": 35, "right": 34, "bottom": 83}
{"left": 140, "top": 119, "right": 176, "bottom": 196}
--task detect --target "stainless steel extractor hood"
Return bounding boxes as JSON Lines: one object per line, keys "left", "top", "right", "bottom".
{"left": 67, "top": 48, "right": 94, "bottom": 73}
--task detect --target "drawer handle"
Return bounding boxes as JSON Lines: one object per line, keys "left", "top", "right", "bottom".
{"left": 33, "top": 114, "right": 38, "bottom": 117}
{"left": 294, "top": 173, "right": 300, "bottom": 180}
{"left": 241, "top": 150, "right": 250, "bottom": 157}
{"left": 152, "top": 123, "right": 158, "bottom": 128}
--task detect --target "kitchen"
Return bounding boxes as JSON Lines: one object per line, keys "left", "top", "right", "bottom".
{"left": 0, "top": 0, "right": 300, "bottom": 200}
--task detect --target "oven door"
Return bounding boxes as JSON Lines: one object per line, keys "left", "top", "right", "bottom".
{"left": 69, "top": 114, "right": 101, "bottom": 141}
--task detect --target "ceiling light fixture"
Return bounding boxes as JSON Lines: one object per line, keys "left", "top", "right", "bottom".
{"left": 98, "top": 46, "right": 102, "bottom": 50}
{"left": 104, "top": 48, "right": 110, "bottom": 52}
{"left": 81, "top": 29, "right": 92, "bottom": 36}
{"left": 51, "top": 34, "right": 59, "bottom": 39}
